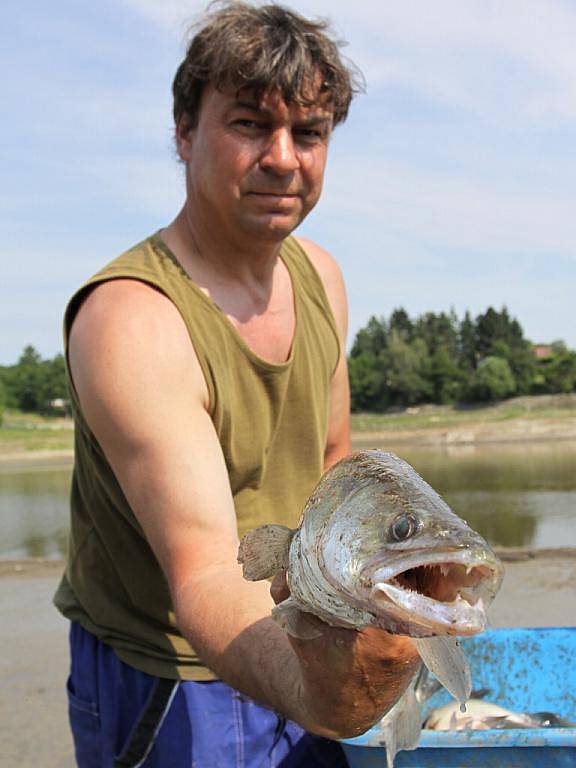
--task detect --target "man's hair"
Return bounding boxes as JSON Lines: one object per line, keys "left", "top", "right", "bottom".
{"left": 172, "top": 1, "right": 363, "bottom": 129}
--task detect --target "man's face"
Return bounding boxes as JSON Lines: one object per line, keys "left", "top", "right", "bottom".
{"left": 177, "top": 84, "right": 334, "bottom": 244}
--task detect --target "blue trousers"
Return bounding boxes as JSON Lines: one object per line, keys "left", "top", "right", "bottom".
{"left": 67, "top": 623, "right": 348, "bottom": 768}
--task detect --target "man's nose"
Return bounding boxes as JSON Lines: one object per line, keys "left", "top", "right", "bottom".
{"left": 259, "top": 129, "right": 299, "bottom": 174}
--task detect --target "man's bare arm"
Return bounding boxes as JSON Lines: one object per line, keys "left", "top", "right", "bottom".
{"left": 68, "top": 279, "right": 418, "bottom": 738}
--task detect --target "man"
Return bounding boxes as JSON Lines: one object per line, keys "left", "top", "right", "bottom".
{"left": 55, "top": 3, "right": 419, "bottom": 766}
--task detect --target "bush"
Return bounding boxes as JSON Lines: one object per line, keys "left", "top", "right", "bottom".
{"left": 469, "top": 356, "right": 516, "bottom": 402}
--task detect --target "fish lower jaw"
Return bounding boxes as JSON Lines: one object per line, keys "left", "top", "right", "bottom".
{"left": 372, "top": 581, "right": 487, "bottom": 636}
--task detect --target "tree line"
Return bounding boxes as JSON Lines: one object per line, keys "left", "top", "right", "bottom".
{"left": 1, "top": 307, "right": 575, "bottom": 421}
{"left": 348, "top": 306, "right": 576, "bottom": 412}
{"left": 0, "top": 346, "right": 67, "bottom": 422}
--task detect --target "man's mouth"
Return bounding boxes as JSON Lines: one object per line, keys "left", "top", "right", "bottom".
{"left": 249, "top": 191, "right": 299, "bottom": 198}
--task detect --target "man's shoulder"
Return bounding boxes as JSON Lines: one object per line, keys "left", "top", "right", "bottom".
{"left": 292, "top": 237, "right": 347, "bottom": 334}
{"left": 70, "top": 278, "right": 186, "bottom": 348}
{"left": 65, "top": 231, "right": 179, "bottom": 334}
{"left": 292, "top": 236, "right": 343, "bottom": 287}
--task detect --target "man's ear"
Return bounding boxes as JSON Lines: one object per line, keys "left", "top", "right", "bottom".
{"left": 175, "top": 116, "right": 195, "bottom": 162}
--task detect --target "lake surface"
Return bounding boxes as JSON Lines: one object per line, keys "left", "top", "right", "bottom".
{"left": 0, "top": 441, "right": 575, "bottom": 558}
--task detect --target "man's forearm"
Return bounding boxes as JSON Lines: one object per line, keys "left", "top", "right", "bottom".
{"left": 172, "top": 565, "right": 419, "bottom": 738}
{"left": 173, "top": 569, "right": 326, "bottom": 731}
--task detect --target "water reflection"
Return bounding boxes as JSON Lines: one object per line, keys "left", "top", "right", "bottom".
{"left": 351, "top": 440, "right": 576, "bottom": 550}
{"left": 0, "top": 465, "right": 71, "bottom": 559}
{"left": 444, "top": 491, "right": 537, "bottom": 548}
{"left": 0, "top": 442, "right": 575, "bottom": 557}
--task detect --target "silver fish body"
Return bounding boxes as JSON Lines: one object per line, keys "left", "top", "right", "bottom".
{"left": 425, "top": 699, "right": 576, "bottom": 731}
{"left": 238, "top": 450, "right": 504, "bottom": 767}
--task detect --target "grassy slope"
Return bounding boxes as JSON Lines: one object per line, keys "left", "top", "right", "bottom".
{"left": 1, "top": 394, "right": 575, "bottom": 456}
{"left": 0, "top": 411, "right": 74, "bottom": 454}
{"left": 351, "top": 393, "right": 576, "bottom": 434}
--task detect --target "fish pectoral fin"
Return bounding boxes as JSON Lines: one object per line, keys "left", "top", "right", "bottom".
{"left": 271, "top": 598, "right": 324, "bottom": 639}
{"left": 237, "top": 524, "right": 294, "bottom": 581}
{"left": 414, "top": 636, "right": 472, "bottom": 711}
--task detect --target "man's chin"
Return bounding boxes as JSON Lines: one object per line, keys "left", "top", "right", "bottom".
{"left": 240, "top": 211, "right": 308, "bottom": 242}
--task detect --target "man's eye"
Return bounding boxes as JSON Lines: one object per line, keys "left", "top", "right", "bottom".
{"left": 233, "top": 119, "right": 262, "bottom": 130}
{"left": 294, "top": 128, "right": 324, "bottom": 142}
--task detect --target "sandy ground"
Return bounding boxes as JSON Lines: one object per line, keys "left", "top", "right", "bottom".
{"left": 1, "top": 551, "right": 575, "bottom": 768}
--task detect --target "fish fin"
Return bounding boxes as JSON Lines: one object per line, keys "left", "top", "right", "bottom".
{"left": 414, "top": 663, "right": 441, "bottom": 705}
{"left": 272, "top": 598, "right": 324, "bottom": 639}
{"left": 414, "top": 636, "right": 472, "bottom": 710}
{"left": 377, "top": 685, "right": 422, "bottom": 768}
{"left": 481, "top": 715, "right": 532, "bottom": 730}
{"left": 237, "top": 524, "right": 294, "bottom": 581}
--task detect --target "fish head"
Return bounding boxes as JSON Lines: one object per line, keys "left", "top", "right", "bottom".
{"left": 310, "top": 450, "right": 504, "bottom": 637}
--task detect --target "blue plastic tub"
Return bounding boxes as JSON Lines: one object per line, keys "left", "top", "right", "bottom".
{"left": 341, "top": 627, "right": 576, "bottom": 767}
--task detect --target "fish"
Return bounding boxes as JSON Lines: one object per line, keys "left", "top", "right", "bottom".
{"left": 425, "top": 699, "right": 576, "bottom": 731}
{"left": 237, "top": 449, "right": 504, "bottom": 767}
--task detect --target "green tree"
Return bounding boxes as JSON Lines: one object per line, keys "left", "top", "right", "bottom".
{"left": 349, "top": 316, "right": 388, "bottom": 358}
{"left": 3, "top": 346, "right": 68, "bottom": 413}
{"left": 542, "top": 350, "right": 576, "bottom": 393}
{"left": 348, "top": 351, "right": 388, "bottom": 412}
{"left": 458, "top": 311, "right": 477, "bottom": 371}
{"left": 383, "top": 333, "right": 432, "bottom": 406}
{"left": 469, "top": 356, "right": 516, "bottom": 402}
{"left": 415, "top": 311, "right": 459, "bottom": 357}
{"left": 0, "top": 378, "right": 5, "bottom": 426}
{"left": 506, "top": 342, "right": 536, "bottom": 395}
{"left": 429, "top": 346, "right": 464, "bottom": 404}
{"left": 389, "top": 308, "right": 413, "bottom": 342}
{"left": 474, "top": 308, "right": 536, "bottom": 394}
{"left": 43, "top": 354, "right": 67, "bottom": 402}
{"left": 10, "top": 346, "right": 44, "bottom": 412}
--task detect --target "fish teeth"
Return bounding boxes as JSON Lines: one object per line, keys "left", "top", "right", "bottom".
{"left": 440, "top": 565, "right": 450, "bottom": 577}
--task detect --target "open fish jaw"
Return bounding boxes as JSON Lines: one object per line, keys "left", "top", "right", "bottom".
{"left": 366, "top": 549, "right": 503, "bottom": 636}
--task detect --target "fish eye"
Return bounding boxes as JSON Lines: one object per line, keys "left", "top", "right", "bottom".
{"left": 389, "top": 513, "right": 420, "bottom": 542}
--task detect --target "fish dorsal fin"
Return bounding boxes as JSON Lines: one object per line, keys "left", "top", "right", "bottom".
{"left": 414, "top": 636, "right": 472, "bottom": 711}
{"left": 271, "top": 598, "right": 324, "bottom": 639}
{"left": 237, "top": 524, "right": 294, "bottom": 581}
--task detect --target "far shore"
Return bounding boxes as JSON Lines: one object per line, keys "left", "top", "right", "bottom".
{"left": 1, "top": 394, "right": 575, "bottom": 469}
{"left": 2, "top": 423, "right": 576, "bottom": 469}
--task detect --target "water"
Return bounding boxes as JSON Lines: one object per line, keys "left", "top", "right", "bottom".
{"left": 0, "top": 442, "right": 575, "bottom": 558}
{"left": 0, "top": 464, "right": 71, "bottom": 559}
{"left": 351, "top": 439, "right": 576, "bottom": 550}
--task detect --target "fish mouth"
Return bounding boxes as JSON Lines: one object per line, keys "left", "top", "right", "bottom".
{"left": 365, "top": 549, "right": 503, "bottom": 636}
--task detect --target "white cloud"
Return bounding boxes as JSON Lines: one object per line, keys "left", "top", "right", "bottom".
{"left": 121, "top": 0, "right": 576, "bottom": 126}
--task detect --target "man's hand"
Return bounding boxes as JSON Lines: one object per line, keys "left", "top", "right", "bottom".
{"left": 270, "top": 573, "right": 421, "bottom": 738}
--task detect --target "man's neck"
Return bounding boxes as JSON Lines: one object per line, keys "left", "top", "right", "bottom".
{"left": 159, "top": 207, "right": 296, "bottom": 363}
{"left": 160, "top": 206, "right": 296, "bottom": 364}
{"left": 163, "top": 206, "right": 284, "bottom": 290}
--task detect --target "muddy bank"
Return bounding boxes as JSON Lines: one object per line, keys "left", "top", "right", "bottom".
{"left": 1, "top": 551, "right": 575, "bottom": 768}
{"left": 351, "top": 417, "right": 576, "bottom": 448}
{"left": 0, "top": 451, "right": 74, "bottom": 470}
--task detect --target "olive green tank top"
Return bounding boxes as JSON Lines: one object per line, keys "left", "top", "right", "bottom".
{"left": 54, "top": 232, "right": 340, "bottom": 680}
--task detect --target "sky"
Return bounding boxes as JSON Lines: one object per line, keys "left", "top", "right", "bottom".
{"left": 2, "top": 0, "right": 575, "bottom": 364}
